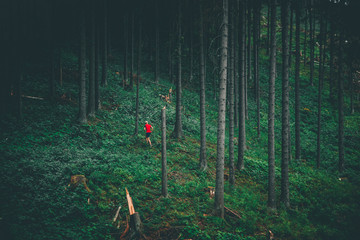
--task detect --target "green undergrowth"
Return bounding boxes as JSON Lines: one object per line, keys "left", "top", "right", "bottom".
{"left": 1, "top": 47, "right": 359, "bottom": 240}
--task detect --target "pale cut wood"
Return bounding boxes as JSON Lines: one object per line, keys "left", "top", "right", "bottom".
{"left": 113, "top": 205, "right": 122, "bottom": 223}
{"left": 125, "top": 188, "right": 135, "bottom": 215}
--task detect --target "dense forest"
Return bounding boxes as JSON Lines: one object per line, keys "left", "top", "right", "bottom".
{"left": 1, "top": 0, "right": 360, "bottom": 239}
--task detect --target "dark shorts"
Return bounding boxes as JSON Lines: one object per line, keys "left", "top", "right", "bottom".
{"left": 146, "top": 132, "right": 151, "bottom": 138}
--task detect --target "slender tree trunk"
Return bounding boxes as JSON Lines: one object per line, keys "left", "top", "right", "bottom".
{"left": 78, "top": 6, "right": 87, "bottom": 124}
{"left": 253, "top": 0, "right": 260, "bottom": 138}
{"left": 59, "top": 51, "right": 63, "bottom": 86}
{"left": 135, "top": 21, "right": 142, "bottom": 135}
{"left": 309, "top": 3, "right": 314, "bottom": 86}
{"left": 304, "top": 8, "right": 307, "bottom": 67}
{"left": 215, "top": 0, "right": 228, "bottom": 219}
{"left": 329, "top": 19, "right": 335, "bottom": 103}
{"left": 155, "top": 0, "right": 160, "bottom": 83}
{"left": 228, "top": 0, "right": 235, "bottom": 186}
{"left": 266, "top": 0, "right": 270, "bottom": 55}
{"left": 267, "top": 0, "right": 277, "bottom": 210}
{"left": 234, "top": 7, "right": 239, "bottom": 129}
{"left": 199, "top": 1, "right": 207, "bottom": 171}
{"left": 173, "top": 0, "right": 183, "bottom": 139}
{"left": 280, "top": 0, "right": 290, "bottom": 208}
{"left": 350, "top": 67, "right": 354, "bottom": 114}
{"left": 123, "top": 15, "right": 128, "bottom": 88}
{"left": 95, "top": 21, "right": 101, "bottom": 110}
{"left": 161, "top": 107, "right": 168, "bottom": 197}
{"left": 316, "top": 14, "right": 324, "bottom": 168}
{"left": 130, "top": 12, "right": 135, "bottom": 89}
{"left": 101, "top": 0, "right": 108, "bottom": 86}
{"left": 169, "top": 27, "right": 173, "bottom": 85}
{"left": 289, "top": 3, "right": 294, "bottom": 68}
{"left": 295, "top": 0, "right": 301, "bottom": 161}
{"left": 246, "top": 0, "right": 251, "bottom": 120}
{"left": 238, "top": 0, "right": 246, "bottom": 171}
{"left": 88, "top": 0, "right": 96, "bottom": 118}
{"left": 338, "top": 31, "right": 344, "bottom": 173}
{"left": 189, "top": 3, "right": 194, "bottom": 84}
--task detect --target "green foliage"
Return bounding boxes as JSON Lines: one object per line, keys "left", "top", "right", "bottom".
{"left": 1, "top": 21, "right": 360, "bottom": 240}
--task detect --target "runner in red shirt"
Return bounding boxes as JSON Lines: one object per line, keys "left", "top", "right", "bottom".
{"left": 144, "top": 121, "right": 153, "bottom": 147}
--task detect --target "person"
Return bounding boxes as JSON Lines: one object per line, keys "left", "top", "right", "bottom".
{"left": 144, "top": 121, "right": 153, "bottom": 147}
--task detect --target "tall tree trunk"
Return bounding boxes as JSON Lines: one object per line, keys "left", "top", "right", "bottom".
{"left": 329, "top": 19, "right": 335, "bottom": 103}
{"left": 267, "top": 0, "right": 277, "bottom": 210}
{"left": 101, "top": 0, "right": 108, "bottom": 86}
{"left": 234, "top": 7, "right": 239, "bottom": 129}
{"left": 95, "top": 20, "right": 101, "bottom": 110}
{"left": 228, "top": 0, "right": 235, "bottom": 186}
{"left": 199, "top": 1, "right": 207, "bottom": 171}
{"left": 135, "top": 20, "right": 142, "bottom": 135}
{"left": 253, "top": 0, "right": 260, "bottom": 138}
{"left": 173, "top": 0, "right": 183, "bottom": 139}
{"left": 338, "top": 31, "right": 344, "bottom": 173}
{"left": 155, "top": 0, "right": 159, "bottom": 83}
{"left": 309, "top": 1, "right": 314, "bottom": 86}
{"left": 246, "top": 0, "right": 251, "bottom": 120}
{"left": 123, "top": 15, "right": 128, "bottom": 88}
{"left": 238, "top": 0, "right": 246, "bottom": 171}
{"left": 316, "top": 13, "right": 324, "bottom": 168}
{"left": 189, "top": 2, "right": 194, "bottom": 84}
{"left": 215, "top": 0, "right": 228, "bottom": 219}
{"left": 280, "top": 0, "right": 290, "bottom": 208}
{"left": 88, "top": 0, "right": 96, "bottom": 118}
{"left": 266, "top": 0, "right": 270, "bottom": 55}
{"left": 350, "top": 67, "right": 354, "bottom": 114}
{"left": 130, "top": 12, "right": 135, "bottom": 90}
{"left": 161, "top": 107, "right": 168, "bottom": 197}
{"left": 289, "top": 3, "right": 294, "bottom": 68}
{"left": 295, "top": 0, "right": 301, "bottom": 161}
{"left": 169, "top": 26, "right": 173, "bottom": 85}
{"left": 304, "top": 8, "right": 307, "bottom": 67}
{"left": 78, "top": 6, "right": 87, "bottom": 124}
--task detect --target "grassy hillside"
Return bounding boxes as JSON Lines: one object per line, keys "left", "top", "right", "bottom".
{"left": 1, "top": 49, "right": 359, "bottom": 240}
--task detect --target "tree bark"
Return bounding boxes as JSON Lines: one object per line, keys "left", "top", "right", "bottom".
{"left": 280, "top": 0, "right": 290, "bottom": 208}
{"left": 338, "top": 31, "right": 344, "bottom": 173}
{"left": 135, "top": 20, "right": 142, "bottom": 135}
{"left": 215, "top": 0, "right": 228, "bottom": 219}
{"left": 155, "top": 0, "right": 160, "bottom": 83}
{"left": 309, "top": 2, "right": 314, "bottom": 86}
{"left": 88, "top": 0, "right": 96, "bottom": 118}
{"left": 245, "top": 0, "right": 251, "bottom": 120}
{"left": 130, "top": 12, "right": 135, "bottom": 90}
{"left": 304, "top": 8, "right": 307, "bottom": 67}
{"left": 199, "top": 1, "right": 207, "bottom": 171}
{"left": 238, "top": 0, "right": 246, "bottom": 171}
{"left": 289, "top": 3, "right": 294, "bottom": 68}
{"left": 253, "top": 0, "right": 260, "bottom": 138}
{"left": 78, "top": 6, "right": 87, "bottom": 124}
{"left": 228, "top": 0, "right": 235, "bottom": 186}
{"left": 101, "top": 0, "right": 108, "bottom": 86}
{"left": 316, "top": 13, "right": 324, "bottom": 168}
{"left": 161, "top": 107, "right": 168, "bottom": 197}
{"left": 95, "top": 20, "right": 101, "bottom": 110}
{"left": 267, "top": 0, "right": 277, "bottom": 210}
{"left": 123, "top": 15, "right": 128, "bottom": 88}
{"left": 295, "top": 0, "right": 301, "bottom": 161}
{"left": 173, "top": 0, "right": 184, "bottom": 139}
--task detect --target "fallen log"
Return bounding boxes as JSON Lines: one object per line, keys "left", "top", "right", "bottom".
{"left": 113, "top": 205, "right": 122, "bottom": 223}
{"left": 224, "top": 206, "right": 242, "bottom": 219}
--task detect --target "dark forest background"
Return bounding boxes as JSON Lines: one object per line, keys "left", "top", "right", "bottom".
{"left": 1, "top": 0, "right": 360, "bottom": 239}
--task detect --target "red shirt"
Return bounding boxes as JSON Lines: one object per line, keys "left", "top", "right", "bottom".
{"left": 145, "top": 124, "right": 152, "bottom": 133}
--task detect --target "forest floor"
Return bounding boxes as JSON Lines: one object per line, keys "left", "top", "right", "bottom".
{"left": 1, "top": 53, "right": 360, "bottom": 240}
